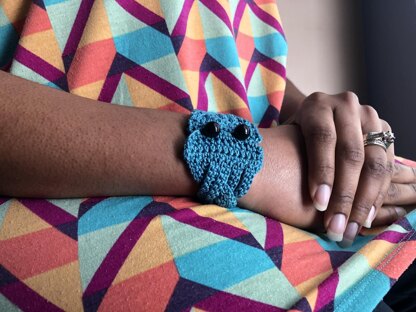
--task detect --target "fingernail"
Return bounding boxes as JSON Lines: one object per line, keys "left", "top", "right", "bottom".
{"left": 395, "top": 207, "right": 407, "bottom": 217}
{"left": 327, "top": 214, "right": 346, "bottom": 242}
{"left": 339, "top": 222, "right": 359, "bottom": 248}
{"left": 313, "top": 184, "right": 331, "bottom": 211}
{"left": 364, "top": 206, "right": 376, "bottom": 228}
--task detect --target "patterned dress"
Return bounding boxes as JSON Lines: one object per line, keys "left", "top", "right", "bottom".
{"left": 0, "top": 1, "right": 415, "bottom": 311}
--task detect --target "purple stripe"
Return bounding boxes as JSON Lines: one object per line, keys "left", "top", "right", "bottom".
{"left": 244, "top": 59, "right": 257, "bottom": 89}
{"left": 98, "top": 73, "right": 122, "bottom": 102}
{"left": 264, "top": 218, "right": 283, "bottom": 250}
{"left": 1, "top": 280, "right": 63, "bottom": 312}
{"left": 14, "top": 45, "right": 65, "bottom": 82}
{"left": 116, "top": 0, "right": 163, "bottom": 26}
{"left": 83, "top": 217, "right": 151, "bottom": 296}
{"left": 233, "top": 1, "right": 247, "bottom": 35}
{"left": 19, "top": 199, "right": 77, "bottom": 226}
{"left": 213, "top": 68, "right": 248, "bottom": 105}
{"left": 126, "top": 65, "right": 190, "bottom": 103}
{"left": 172, "top": 0, "right": 194, "bottom": 37}
{"left": 314, "top": 270, "right": 339, "bottom": 311}
{"left": 375, "top": 230, "right": 408, "bottom": 244}
{"left": 63, "top": 0, "right": 94, "bottom": 57}
{"left": 200, "top": 0, "right": 233, "bottom": 34}
{"left": 0, "top": 197, "right": 10, "bottom": 206}
{"left": 196, "top": 291, "right": 285, "bottom": 312}
{"left": 260, "top": 57, "right": 287, "bottom": 80}
{"left": 248, "top": 2, "right": 285, "bottom": 38}
{"left": 167, "top": 208, "right": 250, "bottom": 240}
{"left": 197, "top": 71, "right": 209, "bottom": 111}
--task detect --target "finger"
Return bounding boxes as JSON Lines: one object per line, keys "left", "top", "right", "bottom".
{"left": 324, "top": 92, "right": 364, "bottom": 241}
{"left": 392, "top": 162, "right": 416, "bottom": 183}
{"left": 372, "top": 120, "right": 395, "bottom": 217}
{"left": 298, "top": 93, "right": 336, "bottom": 212}
{"left": 383, "top": 183, "right": 416, "bottom": 206}
{"left": 347, "top": 106, "right": 387, "bottom": 233}
{"left": 371, "top": 206, "right": 407, "bottom": 227}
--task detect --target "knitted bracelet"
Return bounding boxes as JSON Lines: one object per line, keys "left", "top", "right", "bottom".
{"left": 184, "top": 110, "right": 264, "bottom": 208}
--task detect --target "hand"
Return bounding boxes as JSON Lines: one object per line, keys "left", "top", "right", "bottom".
{"left": 290, "top": 92, "right": 395, "bottom": 242}
{"left": 240, "top": 125, "right": 322, "bottom": 230}
{"left": 372, "top": 162, "right": 416, "bottom": 225}
{"left": 239, "top": 126, "right": 414, "bottom": 240}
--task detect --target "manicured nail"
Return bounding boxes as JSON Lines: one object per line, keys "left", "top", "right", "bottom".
{"left": 363, "top": 206, "right": 376, "bottom": 228}
{"left": 339, "top": 222, "right": 359, "bottom": 248}
{"left": 395, "top": 207, "right": 407, "bottom": 217}
{"left": 327, "top": 214, "right": 346, "bottom": 242}
{"left": 313, "top": 184, "right": 331, "bottom": 211}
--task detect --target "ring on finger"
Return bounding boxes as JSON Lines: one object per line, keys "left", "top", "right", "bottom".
{"left": 363, "top": 131, "right": 395, "bottom": 151}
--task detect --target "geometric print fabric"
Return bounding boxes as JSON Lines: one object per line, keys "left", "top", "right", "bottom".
{"left": 1, "top": 1, "right": 416, "bottom": 311}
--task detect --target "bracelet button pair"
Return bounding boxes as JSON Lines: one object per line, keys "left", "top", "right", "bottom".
{"left": 201, "top": 122, "right": 251, "bottom": 141}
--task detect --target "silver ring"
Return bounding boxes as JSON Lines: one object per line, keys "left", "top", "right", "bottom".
{"left": 363, "top": 131, "right": 395, "bottom": 151}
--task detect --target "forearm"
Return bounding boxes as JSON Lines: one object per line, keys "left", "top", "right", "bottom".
{"left": 0, "top": 71, "right": 197, "bottom": 198}
{"left": 279, "top": 78, "right": 306, "bottom": 123}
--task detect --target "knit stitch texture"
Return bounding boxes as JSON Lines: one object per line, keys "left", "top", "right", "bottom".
{"left": 184, "top": 110, "right": 263, "bottom": 208}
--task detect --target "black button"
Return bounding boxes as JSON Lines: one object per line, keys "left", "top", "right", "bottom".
{"left": 232, "top": 124, "right": 250, "bottom": 140}
{"left": 201, "top": 122, "right": 221, "bottom": 138}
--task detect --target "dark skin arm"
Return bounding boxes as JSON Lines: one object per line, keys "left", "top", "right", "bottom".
{"left": 0, "top": 71, "right": 412, "bottom": 235}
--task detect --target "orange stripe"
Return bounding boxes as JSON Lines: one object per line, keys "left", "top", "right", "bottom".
{"left": 100, "top": 261, "right": 179, "bottom": 311}
{"left": 1, "top": 227, "right": 78, "bottom": 280}
{"left": 68, "top": 38, "right": 116, "bottom": 90}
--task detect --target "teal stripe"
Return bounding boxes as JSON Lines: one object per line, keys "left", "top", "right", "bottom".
{"left": 78, "top": 196, "right": 153, "bottom": 235}
{"left": 0, "top": 23, "right": 18, "bottom": 68}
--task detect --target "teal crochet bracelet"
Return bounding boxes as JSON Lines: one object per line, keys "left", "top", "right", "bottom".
{"left": 184, "top": 110, "right": 264, "bottom": 208}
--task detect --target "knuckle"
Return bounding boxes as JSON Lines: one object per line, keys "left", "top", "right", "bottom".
{"left": 361, "top": 105, "right": 379, "bottom": 120}
{"left": 363, "top": 157, "right": 387, "bottom": 178}
{"left": 374, "top": 192, "right": 385, "bottom": 207}
{"left": 386, "top": 161, "right": 394, "bottom": 176}
{"left": 387, "top": 184, "right": 401, "bottom": 200}
{"left": 308, "top": 91, "right": 326, "bottom": 102}
{"left": 317, "top": 163, "right": 335, "bottom": 178}
{"left": 332, "top": 191, "right": 355, "bottom": 207}
{"left": 353, "top": 202, "right": 373, "bottom": 220}
{"left": 342, "top": 91, "right": 359, "bottom": 103}
{"left": 393, "top": 163, "right": 402, "bottom": 176}
{"left": 380, "top": 119, "right": 392, "bottom": 131}
{"left": 339, "top": 144, "right": 365, "bottom": 166}
{"left": 309, "top": 127, "right": 336, "bottom": 144}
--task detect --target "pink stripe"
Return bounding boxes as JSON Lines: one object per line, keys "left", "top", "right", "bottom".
{"left": 116, "top": 0, "right": 163, "bottom": 26}
{"left": 63, "top": 0, "right": 94, "bottom": 57}
{"left": 167, "top": 208, "right": 250, "bottom": 240}
{"left": 264, "top": 218, "right": 283, "bottom": 250}
{"left": 172, "top": 0, "right": 194, "bottom": 37}
{"left": 314, "top": 271, "right": 339, "bottom": 311}
{"left": 213, "top": 68, "right": 248, "bottom": 105}
{"left": 244, "top": 58, "right": 257, "bottom": 89}
{"left": 375, "top": 230, "right": 410, "bottom": 244}
{"left": 196, "top": 291, "right": 285, "bottom": 312}
{"left": 197, "top": 71, "right": 209, "bottom": 111}
{"left": 1, "top": 280, "right": 63, "bottom": 312}
{"left": 98, "top": 73, "right": 122, "bottom": 103}
{"left": 19, "top": 199, "right": 77, "bottom": 226}
{"left": 260, "top": 57, "right": 287, "bottom": 80}
{"left": 0, "top": 197, "right": 10, "bottom": 206}
{"left": 83, "top": 217, "right": 151, "bottom": 296}
{"left": 126, "top": 65, "right": 190, "bottom": 103}
{"left": 14, "top": 45, "right": 65, "bottom": 82}
{"left": 200, "top": 0, "right": 233, "bottom": 34}
{"left": 233, "top": 1, "right": 247, "bottom": 35}
{"left": 248, "top": 2, "right": 285, "bottom": 38}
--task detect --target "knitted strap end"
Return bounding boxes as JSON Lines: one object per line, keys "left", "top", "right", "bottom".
{"left": 184, "top": 110, "right": 263, "bottom": 208}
